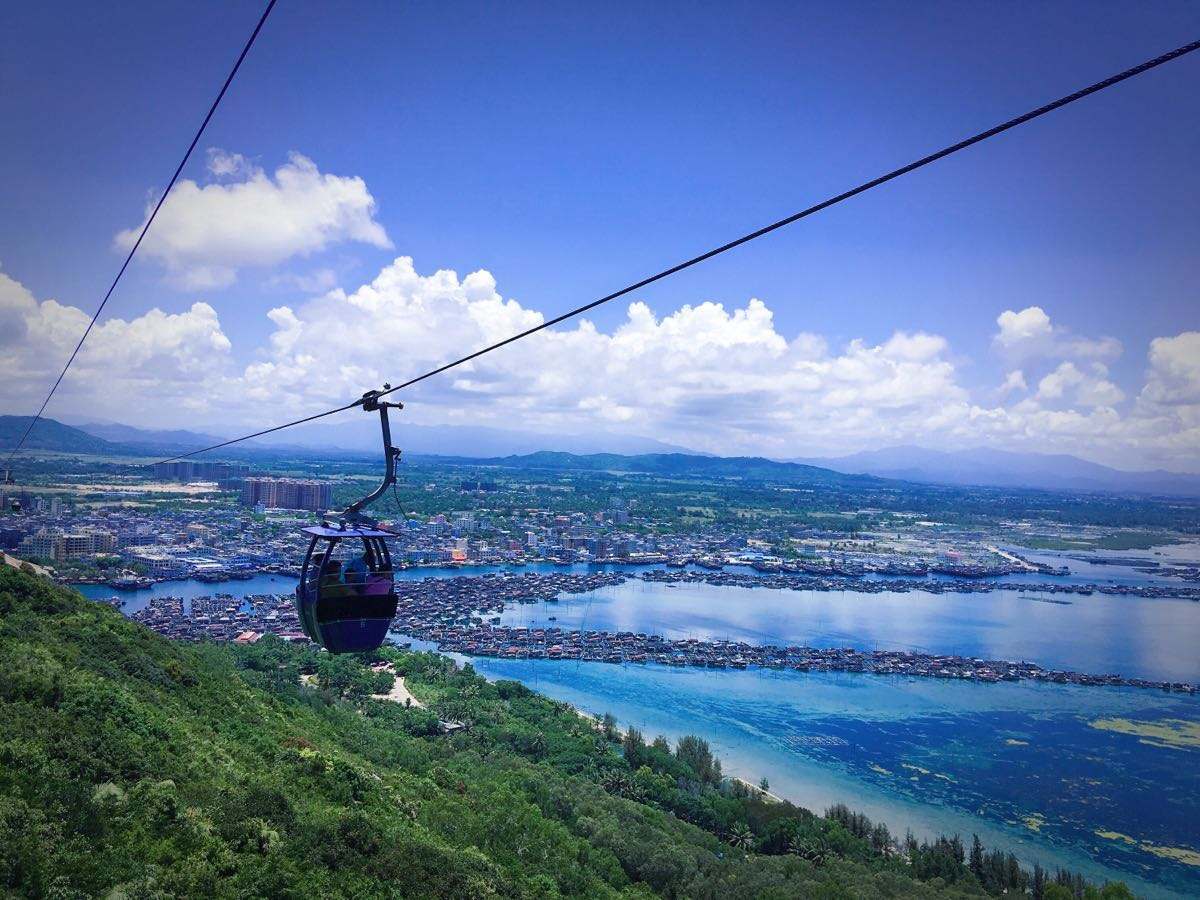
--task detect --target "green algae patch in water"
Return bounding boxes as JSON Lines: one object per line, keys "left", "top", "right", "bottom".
{"left": 1143, "top": 846, "right": 1200, "bottom": 867}
{"left": 1096, "top": 831, "right": 1200, "bottom": 868}
{"left": 1088, "top": 718, "right": 1200, "bottom": 750}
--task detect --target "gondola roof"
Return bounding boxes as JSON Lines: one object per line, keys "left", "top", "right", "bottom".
{"left": 302, "top": 524, "right": 393, "bottom": 539}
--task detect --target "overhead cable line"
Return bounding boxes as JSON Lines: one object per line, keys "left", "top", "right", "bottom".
{"left": 151, "top": 37, "right": 1199, "bottom": 467}
{"left": 3, "top": 0, "right": 278, "bottom": 469}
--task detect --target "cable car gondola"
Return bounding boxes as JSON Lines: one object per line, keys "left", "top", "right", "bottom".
{"left": 295, "top": 388, "right": 403, "bottom": 653}
{"left": 3, "top": 469, "right": 19, "bottom": 514}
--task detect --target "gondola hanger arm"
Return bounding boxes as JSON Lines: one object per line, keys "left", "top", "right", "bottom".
{"left": 330, "top": 384, "right": 404, "bottom": 526}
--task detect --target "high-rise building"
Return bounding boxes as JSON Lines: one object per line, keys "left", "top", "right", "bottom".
{"left": 16, "top": 527, "right": 115, "bottom": 560}
{"left": 21, "top": 529, "right": 58, "bottom": 560}
{"left": 239, "top": 477, "right": 331, "bottom": 512}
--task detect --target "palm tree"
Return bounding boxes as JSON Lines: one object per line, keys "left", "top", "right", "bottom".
{"left": 726, "top": 823, "right": 755, "bottom": 851}
{"left": 789, "top": 836, "right": 830, "bottom": 866}
{"left": 601, "top": 770, "right": 631, "bottom": 796}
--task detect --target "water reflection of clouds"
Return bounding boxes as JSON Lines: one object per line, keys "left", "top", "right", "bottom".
{"left": 513, "top": 579, "right": 1200, "bottom": 683}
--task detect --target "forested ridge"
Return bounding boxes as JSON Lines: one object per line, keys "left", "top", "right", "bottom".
{"left": 0, "top": 568, "right": 1132, "bottom": 898}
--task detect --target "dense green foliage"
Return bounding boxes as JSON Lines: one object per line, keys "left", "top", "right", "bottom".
{"left": 1, "top": 570, "right": 1134, "bottom": 898}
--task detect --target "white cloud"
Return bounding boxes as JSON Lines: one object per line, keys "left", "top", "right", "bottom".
{"left": 236, "top": 257, "right": 971, "bottom": 456}
{"left": 993, "top": 305, "right": 1121, "bottom": 361}
{"left": 995, "top": 306, "right": 1052, "bottom": 348}
{"left": 0, "top": 270, "right": 234, "bottom": 419}
{"left": 1141, "top": 332, "right": 1200, "bottom": 406}
{"left": 999, "top": 370, "right": 1027, "bottom": 395}
{"left": 205, "top": 148, "right": 254, "bottom": 178}
{"left": 2, "top": 260, "right": 1196, "bottom": 471}
{"left": 1127, "top": 331, "right": 1200, "bottom": 465}
{"left": 1036, "top": 361, "right": 1124, "bottom": 407}
{"left": 115, "top": 151, "right": 391, "bottom": 289}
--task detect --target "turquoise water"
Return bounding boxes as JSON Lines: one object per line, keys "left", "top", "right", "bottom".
{"left": 470, "top": 573, "right": 1200, "bottom": 897}
{"left": 75, "top": 554, "right": 1200, "bottom": 896}
{"left": 464, "top": 658, "right": 1200, "bottom": 899}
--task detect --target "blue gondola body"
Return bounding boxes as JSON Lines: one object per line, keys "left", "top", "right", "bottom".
{"left": 295, "top": 525, "right": 398, "bottom": 653}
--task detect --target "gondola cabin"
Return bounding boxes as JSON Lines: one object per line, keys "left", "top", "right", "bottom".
{"left": 296, "top": 525, "right": 397, "bottom": 653}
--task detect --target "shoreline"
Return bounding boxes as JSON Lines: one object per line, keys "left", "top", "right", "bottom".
{"left": 72, "top": 573, "right": 1198, "bottom": 897}
{"left": 469, "top": 660, "right": 1188, "bottom": 900}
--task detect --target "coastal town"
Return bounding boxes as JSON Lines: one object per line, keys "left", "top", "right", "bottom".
{"left": 6, "top": 454, "right": 1200, "bottom": 698}
{"left": 5, "top": 463, "right": 1200, "bottom": 592}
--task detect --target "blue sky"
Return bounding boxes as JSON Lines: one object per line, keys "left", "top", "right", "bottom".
{"left": 2, "top": 2, "right": 1198, "bottom": 467}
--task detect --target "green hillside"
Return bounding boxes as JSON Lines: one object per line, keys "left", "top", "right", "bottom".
{"left": 0, "top": 569, "right": 1127, "bottom": 898}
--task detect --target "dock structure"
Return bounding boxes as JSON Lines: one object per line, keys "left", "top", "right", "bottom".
{"left": 423, "top": 622, "right": 1197, "bottom": 693}
{"left": 637, "top": 567, "right": 1200, "bottom": 600}
{"left": 103, "top": 569, "right": 1198, "bottom": 695}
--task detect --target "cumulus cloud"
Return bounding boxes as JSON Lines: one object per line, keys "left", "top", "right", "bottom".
{"left": 205, "top": 148, "right": 254, "bottom": 178}
{"left": 0, "top": 270, "right": 234, "bottom": 418}
{"left": 2, "top": 260, "right": 1197, "bottom": 470}
{"left": 993, "top": 305, "right": 1121, "bottom": 361}
{"left": 1141, "top": 332, "right": 1200, "bottom": 406}
{"left": 233, "top": 256, "right": 981, "bottom": 457}
{"left": 995, "top": 306, "right": 1052, "bottom": 348}
{"left": 998, "top": 370, "right": 1027, "bottom": 395}
{"left": 230, "top": 260, "right": 1196, "bottom": 466}
{"left": 1035, "top": 362, "right": 1124, "bottom": 407}
{"left": 115, "top": 151, "right": 391, "bottom": 289}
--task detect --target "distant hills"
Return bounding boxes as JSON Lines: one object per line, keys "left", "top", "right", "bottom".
{"left": 4, "top": 414, "right": 1198, "bottom": 496}
{"left": 792, "top": 445, "right": 1200, "bottom": 497}
{"left": 67, "top": 416, "right": 694, "bottom": 458}
{"left": 238, "top": 417, "right": 698, "bottom": 458}
{"left": 430, "top": 450, "right": 880, "bottom": 487}
{"left": 0, "top": 416, "right": 120, "bottom": 455}
{"left": 73, "top": 421, "right": 228, "bottom": 454}
{"left": 0, "top": 416, "right": 212, "bottom": 458}
{"left": 0, "top": 416, "right": 700, "bottom": 464}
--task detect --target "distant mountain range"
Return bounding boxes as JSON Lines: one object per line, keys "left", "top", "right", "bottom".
{"left": 239, "top": 418, "right": 697, "bottom": 458}
{"left": 73, "top": 421, "right": 228, "bottom": 453}
{"left": 431, "top": 450, "right": 880, "bottom": 487}
{"left": 4, "top": 415, "right": 1198, "bottom": 496}
{"left": 0, "top": 416, "right": 121, "bottom": 455}
{"left": 60, "top": 416, "right": 694, "bottom": 459}
{"left": 791, "top": 445, "right": 1200, "bottom": 497}
{"left": 2, "top": 416, "right": 697, "bottom": 461}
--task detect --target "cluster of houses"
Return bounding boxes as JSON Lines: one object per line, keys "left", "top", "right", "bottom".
{"left": 127, "top": 592, "right": 307, "bottom": 645}
{"left": 425, "top": 623, "right": 1196, "bottom": 693}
